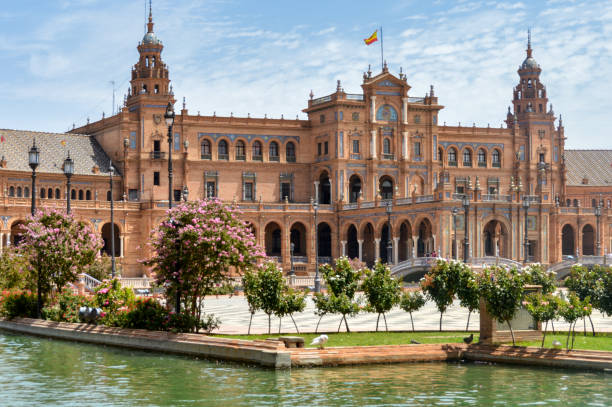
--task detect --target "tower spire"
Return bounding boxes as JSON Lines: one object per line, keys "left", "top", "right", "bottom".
{"left": 147, "top": 0, "right": 154, "bottom": 33}
{"left": 526, "top": 28, "right": 532, "bottom": 58}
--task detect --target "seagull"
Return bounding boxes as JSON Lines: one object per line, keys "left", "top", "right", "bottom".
{"left": 310, "top": 334, "right": 329, "bottom": 349}
{"left": 410, "top": 339, "right": 421, "bottom": 344}
{"left": 463, "top": 333, "right": 474, "bottom": 344}
{"left": 552, "top": 340, "right": 563, "bottom": 349}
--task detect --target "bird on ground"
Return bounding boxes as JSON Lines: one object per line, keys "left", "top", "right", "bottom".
{"left": 410, "top": 339, "right": 421, "bottom": 344}
{"left": 552, "top": 340, "right": 563, "bottom": 349}
{"left": 463, "top": 333, "right": 474, "bottom": 344}
{"left": 310, "top": 334, "right": 329, "bottom": 349}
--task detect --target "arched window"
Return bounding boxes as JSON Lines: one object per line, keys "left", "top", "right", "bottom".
{"left": 566, "top": 199, "right": 571, "bottom": 207}
{"left": 286, "top": 142, "right": 296, "bottom": 162}
{"left": 383, "top": 138, "right": 391, "bottom": 155}
{"left": 55, "top": 189, "right": 60, "bottom": 199}
{"left": 86, "top": 190, "right": 92, "bottom": 200}
{"left": 269, "top": 141, "right": 279, "bottom": 161}
{"left": 47, "top": 188, "right": 53, "bottom": 199}
{"left": 218, "top": 140, "right": 228, "bottom": 159}
{"left": 78, "top": 190, "right": 84, "bottom": 200}
{"left": 107, "top": 191, "right": 111, "bottom": 201}
{"left": 447, "top": 148, "right": 457, "bottom": 166}
{"left": 463, "top": 149, "right": 472, "bottom": 166}
{"left": 573, "top": 199, "right": 578, "bottom": 207}
{"left": 24, "top": 187, "right": 29, "bottom": 198}
{"left": 235, "top": 140, "right": 246, "bottom": 160}
{"left": 40, "top": 188, "right": 46, "bottom": 199}
{"left": 16, "top": 187, "right": 22, "bottom": 197}
{"left": 492, "top": 149, "right": 501, "bottom": 167}
{"left": 592, "top": 198, "right": 597, "bottom": 208}
{"left": 252, "top": 141, "right": 263, "bottom": 160}
{"left": 71, "top": 189, "right": 76, "bottom": 200}
{"left": 478, "top": 149, "right": 487, "bottom": 167}
{"left": 200, "top": 139, "right": 211, "bottom": 159}
{"left": 8, "top": 186, "right": 14, "bottom": 197}
{"left": 380, "top": 177, "right": 394, "bottom": 200}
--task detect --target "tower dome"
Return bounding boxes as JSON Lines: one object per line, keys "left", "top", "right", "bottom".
{"left": 521, "top": 30, "right": 538, "bottom": 70}
{"left": 143, "top": 31, "right": 161, "bottom": 45}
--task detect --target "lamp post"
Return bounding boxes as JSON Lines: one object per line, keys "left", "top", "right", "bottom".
{"left": 452, "top": 207, "right": 458, "bottom": 260}
{"left": 462, "top": 194, "right": 470, "bottom": 263}
{"left": 312, "top": 198, "right": 320, "bottom": 293}
{"left": 595, "top": 203, "right": 601, "bottom": 257}
{"left": 165, "top": 102, "right": 175, "bottom": 209}
{"left": 386, "top": 200, "right": 393, "bottom": 264}
{"left": 182, "top": 185, "right": 189, "bottom": 202}
{"left": 290, "top": 242, "right": 295, "bottom": 276}
{"left": 523, "top": 195, "right": 530, "bottom": 264}
{"left": 109, "top": 162, "right": 116, "bottom": 278}
{"left": 63, "top": 153, "right": 74, "bottom": 214}
{"left": 28, "top": 140, "right": 40, "bottom": 216}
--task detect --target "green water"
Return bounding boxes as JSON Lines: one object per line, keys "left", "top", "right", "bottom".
{"left": 0, "top": 332, "right": 610, "bottom": 406}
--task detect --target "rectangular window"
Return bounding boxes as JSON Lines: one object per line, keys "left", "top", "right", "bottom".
{"left": 456, "top": 185, "right": 465, "bottom": 194}
{"left": 153, "top": 171, "right": 160, "bottom": 186}
{"left": 320, "top": 114, "right": 325, "bottom": 123}
{"left": 244, "top": 182, "right": 253, "bottom": 201}
{"left": 352, "top": 112, "right": 359, "bottom": 121}
{"left": 554, "top": 146, "right": 558, "bottom": 162}
{"left": 433, "top": 135, "right": 437, "bottom": 160}
{"left": 519, "top": 145, "right": 525, "bottom": 161}
{"left": 324, "top": 141, "right": 328, "bottom": 155}
{"left": 339, "top": 111, "right": 343, "bottom": 121}
{"left": 153, "top": 140, "right": 161, "bottom": 151}
{"left": 353, "top": 140, "right": 359, "bottom": 153}
{"left": 414, "top": 142, "right": 421, "bottom": 157}
{"left": 433, "top": 115, "right": 437, "bottom": 125}
{"left": 174, "top": 133, "right": 180, "bottom": 151}
{"left": 130, "top": 131, "right": 137, "bottom": 149}
{"left": 174, "top": 189, "right": 182, "bottom": 202}
{"left": 281, "top": 182, "right": 291, "bottom": 202}
{"left": 334, "top": 112, "right": 338, "bottom": 121}
{"left": 128, "top": 189, "right": 139, "bottom": 201}
{"left": 206, "top": 181, "right": 216, "bottom": 198}
{"left": 317, "top": 143, "right": 322, "bottom": 156}
{"left": 414, "top": 115, "right": 421, "bottom": 124}
{"left": 339, "top": 132, "right": 344, "bottom": 157}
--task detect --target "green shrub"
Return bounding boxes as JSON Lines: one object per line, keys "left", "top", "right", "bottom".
{"left": 0, "top": 250, "right": 34, "bottom": 291}
{"left": 43, "top": 288, "right": 91, "bottom": 322}
{"left": 0, "top": 290, "right": 38, "bottom": 318}
{"left": 94, "top": 278, "right": 135, "bottom": 326}
{"left": 122, "top": 297, "right": 168, "bottom": 331}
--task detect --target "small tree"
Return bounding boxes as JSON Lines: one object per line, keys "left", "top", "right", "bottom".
{"left": 455, "top": 263, "right": 479, "bottom": 331}
{"left": 0, "top": 248, "right": 34, "bottom": 291}
{"left": 421, "top": 259, "right": 461, "bottom": 331}
{"left": 400, "top": 291, "right": 426, "bottom": 332}
{"left": 19, "top": 209, "right": 102, "bottom": 317}
{"left": 278, "top": 288, "right": 307, "bottom": 333}
{"left": 558, "top": 293, "right": 592, "bottom": 350}
{"left": 362, "top": 261, "right": 401, "bottom": 331}
{"left": 596, "top": 265, "right": 612, "bottom": 319}
{"left": 477, "top": 266, "right": 525, "bottom": 346}
{"left": 522, "top": 263, "right": 557, "bottom": 295}
{"left": 565, "top": 264, "right": 601, "bottom": 335}
{"left": 255, "top": 261, "right": 284, "bottom": 334}
{"left": 242, "top": 269, "right": 260, "bottom": 335}
{"left": 523, "top": 293, "right": 560, "bottom": 347}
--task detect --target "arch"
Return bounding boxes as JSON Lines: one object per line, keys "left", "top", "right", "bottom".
{"left": 269, "top": 141, "right": 279, "bottom": 160}
{"left": 462, "top": 148, "right": 473, "bottom": 167}
{"left": 78, "top": 190, "right": 84, "bottom": 200}
{"left": 376, "top": 104, "right": 398, "bottom": 122}
{"left": 379, "top": 176, "right": 394, "bottom": 200}
{"left": 362, "top": 222, "right": 375, "bottom": 266}
{"left": 447, "top": 147, "right": 458, "bottom": 166}
{"left": 561, "top": 224, "right": 575, "bottom": 256}
{"left": 264, "top": 222, "right": 282, "bottom": 257}
{"left": 317, "top": 222, "right": 332, "bottom": 259}
{"left": 101, "top": 223, "right": 120, "bottom": 257}
{"left": 416, "top": 218, "right": 434, "bottom": 257}
{"left": 55, "top": 188, "right": 60, "bottom": 199}
{"left": 16, "top": 187, "right": 22, "bottom": 198}
{"left": 409, "top": 175, "right": 425, "bottom": 196}
{"left": 71, "top": 189, "right": 76, "bottom": 200}
{"left": 582, "top": 224, "right": 595, "bottom": 255}
{"left": 289, "top": 222, "right": 307, "bottom": 256}
{"left": 200, "top": 139, "right": 212, "bottom": 159}
{"left": 235, "top": 139, "right": 246, "bottom": 160}
{"left": 106, "top": 190, "right": 111, "bottom": 201}
{"left": 24, "top": 187, "right": 29, "bottom": 198}
{"left": 483, "top": 219, "right": 509, "bottom": 257}
{"left": 40, "top": 188, "right": 46, "bottom": 199}
{"left": 285, "top": 141, "right": 296, "bottom": 162}
{"left": 399, "top": 220, "right": 413, "bottom": 262}
{"left": 252, "top": 140, "right": 263, "bottom": 160}
{"left": 218, "top": 139, "right": 229, "bottom": 159}
{"left": 10, "top": 220, "right": 26, "bottom": 246}
{"left": 47, "top": 188, "right": 53, "bottom": 199}
{"left": 348, "top": 174, "right": 362, "bottom": 203}
{"left": 346, "top": 224, "right": 359, "bottom": 259}
{"left": 477, "top": 148, "right": 487, "bottom": 167}
{"left": 86, "top": 190, "right": 92, "bottom": 200}
{"left": 492, "top": 149, "right": 501, "bottom": 167}
{"left": 380, "top": 223, "right": 391, "bottom": 263}
{"left": 318, "top": 171, "right": 331, "bottom": 204}
{"left": 573, "top": 199, "right": 578, "bottom": 207}
{"left": 8, "top": 186, "right": 14, "bottom": 197}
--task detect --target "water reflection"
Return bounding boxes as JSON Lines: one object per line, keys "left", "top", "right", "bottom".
{"left": 0, "top": 332, "right": 610, "bottom": 406}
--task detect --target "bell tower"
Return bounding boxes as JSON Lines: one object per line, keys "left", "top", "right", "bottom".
{"left": 126, "top": 2, "right": 172, "bottom": 108}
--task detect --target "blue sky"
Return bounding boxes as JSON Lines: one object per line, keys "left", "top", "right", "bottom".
{"left": 1, "top": 0, "right": 611, "bottom": 149}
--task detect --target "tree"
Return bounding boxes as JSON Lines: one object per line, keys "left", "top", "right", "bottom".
{"left": 477, "top": 266, "right": 525, "bottom": 346}
{"left": 523, "top": 293, "right": 560, "bottom": 347}
{"left": 362, "top": 261, "right": 401, "bottom": 331}
{"left": 400, "top": 291, "right": 426, "bottom": 332}
{"left": 421, "top": 259, "right": 461, "bottom": 331}
{"left": 455, "top": 262, "right": 479, "bottom": 331}
{"left": 242, "top": 269, "right": 260, "bottom": 335}
{"left": 0, "top": 248, "right": 34, "bottom": 291}
{"left": 255, "top": 261, "right": 284, "bottom": 334}
{"left": 145, "top": 199, "right": 264, "bottom": 329}
{"left": 19, "top": 209, "right": 102, "bottom": 317}
{"left": 314, "top": 257, "right": 362, "bottom": 332}
{"left": 558, "top": 293, "right": 592, "bottom": 350}
{"left": 596, "top": 265, "right": 612, "bottom": 319}
{"left": 565, "top": 264, "right": 601, "bottom": 335}
{"left": 522, "top": 263, "right": 557, "bottom": 295}
{"left": 277, "top": 287, "right": 307, "bottom": 334}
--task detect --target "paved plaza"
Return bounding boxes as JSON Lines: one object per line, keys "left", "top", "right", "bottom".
{"left": 204, "top": 294, "right": 612, "bottom": 335}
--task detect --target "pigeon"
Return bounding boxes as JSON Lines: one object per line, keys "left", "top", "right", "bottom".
{"left": 310, "top": 334, "right": 329, "bottom": 349}
{"left": 410, "top": 339, "right": 421, "bottom": 344}
{"left": 463, "top": 333, "right": 474, "bottom": 344}
{"left": 552, "top": 340, "right": 563, "bottom": 349}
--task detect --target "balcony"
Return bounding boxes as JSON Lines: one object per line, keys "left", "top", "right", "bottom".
{"left": 201, "top": 153, "right": 211, "bottom": 160}
{"left": 218, "top": 153, "right": 229, "bottom": 160}
{"left": 478, "top": 161, "right": 487, "bottom": 168}
{"left": 463, "top": 161, "right": 472, "bottom": 167}
{"left": 150, "top": 151, "right": 166, "bottom": 160}
{"left": 235, "top": 154, "right": 246, "bottom": 161}
{"left": 481, "top": 194, "right": 511, "bottom": 202}
{"left": 382, "top": 154, "right": 395, "bottom": 160}
{"left": 448, "top": 161, "right": 457, "bottom": 167}
{"left": 492, "top": 162, "right": 501, "bottom": 168}
{"left": 253, "top": 155, "right": 263, "bottom": 162}
{"left": 269, "top": 155, "right": 280, "bottom": 162}
{"left": 286, "top": 155, "right": 296, "bottom": 163}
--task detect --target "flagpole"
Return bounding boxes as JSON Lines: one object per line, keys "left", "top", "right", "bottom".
{"left": 380, "top": 26, "right": 384, "bottom": 70}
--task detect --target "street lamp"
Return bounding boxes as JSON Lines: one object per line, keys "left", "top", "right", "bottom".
{"left": 182, "top": 185, "right": 189, "bottom": 202}
{"left": 312, "top": 197, "right": 320, "bottom": 293}
{"left": 595, "top": 203, "right": 601, "bottom": 256}
{"left": 462, "top": 194, "right": 470, "bottom": 263}
{"left": 452, "top": 207, "right": 458, "bottom": 260}
{"left": 386, "top": 200, "right": 393, "bottom": 264}
{"left": 165, "top": 102, "right": 175, "bottom": 209}
{"left": 28, "top": 140, "right": 40, "bottom": 216}
{"left": 523, "top": 195, "right": 530, "bottom": 264}
{"left": 63, "top": 152, "right": 74, "bottom": 214}
{"left": 109, "top": 162, "right": 116, "bottom": 278}
{"left": 290, "top": 242, "right": 295, "bottom": 276}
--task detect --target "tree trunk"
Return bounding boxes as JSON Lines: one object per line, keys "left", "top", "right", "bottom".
{"left": 571, "top": 321, "right": 577, "bottom": 350}
{"left": 583, "top": 317, "right": 587, "bottom": 336}
{"left": 465, "top": 311, "right": 471, "bottom": 332}
{"left": 566, "top": 321, "right": 572, "bottom": 350}
{"left": 290, "top": 314, "right": 299, "bottom": 334}
{"left": 439, "top": 312, "right": 443, "bottom": 332}
{"left": 551, "top": 319, "right": 555, "bottom": 334}
{"left": 248, "top": 312, "right": 254, "bottom": 335}
{"left": 506, "top": 319, "right": 516, "bottom": 346}
{"left": 383, "top": 313, "right": 388, "bottom": 332}
{"left": 344, "top": 315, "right": 350, "bottom": 333}
{"left": 315, "top": 315, "right": 323, "bottom": 333}
{"left": 268, "top": 314, "right": 271, "bottom": 334}
{"left": 278, "top": 317, "right": 282, "bottom": 334}
{"left": 37, "top": 273, "right": 42, "bottom": 319}
{"left": 337, "top": 317, "right": 343, "bottom": 333}
{"left": 376, "top": 313, "right": 380, "bottom": 332}
{"left": 409, "top": 312, "right": 415, "bottom": 332}
{"left": 541, "top": 320, "right": 548, "bottom": 348}
{"left": 588, "top": 315, "right": 595, "bottom": 336}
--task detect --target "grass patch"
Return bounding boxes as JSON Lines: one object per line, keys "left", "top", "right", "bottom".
{"left": 517, "top": 332, "right": 612, "bottom": 352}
{"left": 214, "top": 331, "right": 471, "bottom": 347}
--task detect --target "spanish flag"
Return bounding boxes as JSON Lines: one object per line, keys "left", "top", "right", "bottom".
{"left": 61, "top": 139, "right": 66, "bottom": 146}
{"left": 364, "top": 30, "right": 378, "bottom": 45}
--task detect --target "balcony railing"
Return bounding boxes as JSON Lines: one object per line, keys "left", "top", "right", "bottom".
{"left": 481, "top": 194, "right": 511, "bottom": 202}
{"left": 201, "top": 153, "right": 211, "bottom": 160}
{"left": 286, "top": 155, "right": 296, "bottom": 163}
{"left": 253, "top": 155, "right": 263, "bottom": 161}
{"left": 293, "top": 256, "right": 308, "bottom": 263}
{"left": 269, "top": 155, "right": 280, "bottom": 162}
{"left": 150, "top": 151, "right": 166, "bottom": 159}
{"left": 492, "top": 161, "right": 501, "bottom": 168}
{"left": 478, "top": 161, "right": 487, "bottom": 167}
{"left": 382, "top": 154, "right": 395, "bottom": 160}
{"left": 312, "top": 95, "right": 332, "bottom": 105}
{"left": 317, "top": 256, "right": 333, "bottom": 264}
{"left": 415, "top": 195, "right": 434, "bottom": 203}
{"left": 235, "top": 154, "right": 246, "bottom": 161}
{"left": 218, "top": 153, "right": 229, "bottom": 160}
{"left": 345, "top": 94, "right": 364, "bottom": 101}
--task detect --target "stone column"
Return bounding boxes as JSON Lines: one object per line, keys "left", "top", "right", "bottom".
{"left": 402, "top": 97, "right": 408, "bottom": 124}
{"left": 0, "top": 233, "right": 3, "bottom": 254}
{"left": 370, "top": 130, "right": 377, "bottom": 159}
{"left": 402, "top": 131, "right": 408, "bottom": 159}
{"left": 374, "top": 238, "right": 381, "bottom": 261}
{"left": 314, "top": 181, "right": 320, "bottom": 203}
{"left": 393, "top": 237, "right": 399, "bottom": 264}
{"left": 371, "top": 96, "right": 377, "bottom": 123}
{"left": 357, "top": 240, "right": 363, "bottom": 261}
{"left": 340, "top": 240, "right": 347, "bottom": 257}
{"left": 412, "top": 236, "right": 418, "bottom": 258}
{"left": 5, "top": 233, "right": 10, "bottom": 247}
{"left": 120, "top": 235, "right": 125, "bottom": 258}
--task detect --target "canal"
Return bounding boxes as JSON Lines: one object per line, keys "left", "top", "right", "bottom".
{"left": 0, "top": 332, "right": 610, "bottom": 406}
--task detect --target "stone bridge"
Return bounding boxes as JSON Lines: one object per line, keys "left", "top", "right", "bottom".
{"left": 390, "top": 256, "right": 523, "bottom": 281}
{"left": 547, "top": 256, "right": 610, "bottom": 279}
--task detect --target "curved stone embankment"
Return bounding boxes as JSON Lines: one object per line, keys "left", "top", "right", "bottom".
{"left": 1, "top": 318, "right": 611, "bottom": 371}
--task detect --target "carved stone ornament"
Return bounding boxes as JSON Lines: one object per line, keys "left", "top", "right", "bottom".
{"left": 153, "top": 114, "right": 162, "bottom": 125}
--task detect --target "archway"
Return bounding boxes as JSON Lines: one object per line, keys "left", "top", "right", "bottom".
{"left": 362, "top": 223, "right": 375, "bottom": 266}
{"left": 317, "top": 222, "right": 332, "bottom": 261}
{"left": 379, "top": 176, "right": 394, "bottom": 200}
{"left": 318, "top": 172, "right": 331, "bottom": 204}
{"left": 264, "top": 222, "right": 282, "bottom": 257}
{"left": 399, "top": 220, "right": 412, "bottom": 261}
{"left": 10, "top": 221, "right": 26, "bottom": 246}
{"left": 101, "top": 223, "right": 120, "bottom": 257}
{"left": 561, "top": 224, "right": 575, "bottom": 256}
{"left": 417, "top": 219, "right": 433, "bottom": 257}
{"left": 483, "top": 220, "right": 508, "bottom": 257}
{"left": 582, "top": 224, "right": 595, "bottom": 255}
{"left": 380, "top": 223, "right": 391, "bottom": 263}
{"left": 349, "top": 175, "right": 362, "bottom": 203}
{"left": 289, "top": 222, "right": 307, "bottom": 257}
{"left": 347, "top": 224, "right": 359, "bottom": 259}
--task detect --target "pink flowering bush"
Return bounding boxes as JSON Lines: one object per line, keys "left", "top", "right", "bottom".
{"left": 144, "top": 199, "right": 264, "bottom": 330}
{"left": 93, "top": 278, "right": 135, "bottom": 326}
{"left": 18, "top": 209, "right": 103, "bottom": 316}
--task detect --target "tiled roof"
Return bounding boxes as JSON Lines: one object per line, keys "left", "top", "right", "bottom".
{"left": 565, "top": 149, "right": 612, "bottom": 187}
{"left": 0, "top": 129, "right": 118, "bottom": 177}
